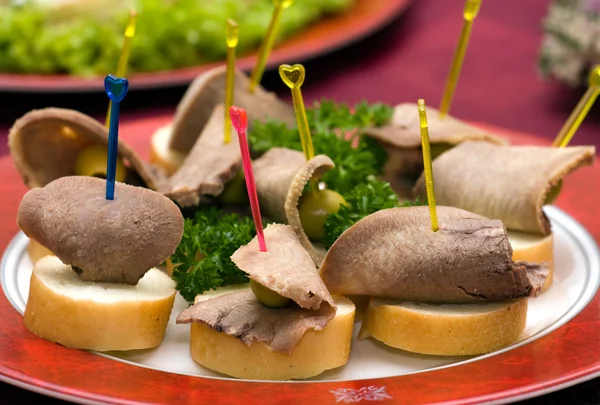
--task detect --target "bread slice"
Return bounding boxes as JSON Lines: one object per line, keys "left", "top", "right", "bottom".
{"left": 27, "top": 240, "right": 54, "bottom": 265}
{"left": 509, "top": 231, "right": 554, "bottom": 291}
{"left": 24, "top": 255, "right": 176, "bottom": 351}
{"left": 188, "top": 285, "right": 356, "bottom": 380}
{"left": 149, "top": 124, "right": 186, "bottom": 175}
{"left": 360, "top": 298, "right": 527, "bottom": 356}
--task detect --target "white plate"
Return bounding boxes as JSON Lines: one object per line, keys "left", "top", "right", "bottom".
{"left": 2, "top": 206, "right": 599, "bottom": 382}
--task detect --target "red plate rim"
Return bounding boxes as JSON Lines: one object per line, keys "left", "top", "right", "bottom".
{"left": 0, "top": 115, "right": 598, "bottom": 405}
{"left": 0, "top": 0, "right": 413, "bottom": 93}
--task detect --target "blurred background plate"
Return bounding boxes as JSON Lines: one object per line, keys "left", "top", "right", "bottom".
{"left": 0, "top": 0, "right": 413, "bottom": 93}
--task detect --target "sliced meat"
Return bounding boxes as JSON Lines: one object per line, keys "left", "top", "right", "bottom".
{"left": 8, "top": 108, "right": 161, "bottom": 190}
{"left": 17, "top": 176, "right": 184, "bottom": 284}
{"left": 253, "top": 148, "right": 334, "bottom": 265}
{"left": 169, "top": 66, "right": 295, "bottom": 154}
{"left": 414, "top": 142, "right": 596, "bottom": 235}
{"left": 159, "top": 104, "right": 241, "bottom": 207}
{"left": 176, "top": 290, "right": 336, "bottom": 354}
{"left": 231, "top": 224, "right": 334, "bottom": 311}
{"left": 363, "top": 103, "right": 507, "bottom": 198}
{"left": 381, "top": 147, "right": 425, "bottom": 197}
{"left": 364, "top": 103, "right": 506, "bottom": 148}
{"left": 320, "top": 206, "right": 548, "bottom": 303}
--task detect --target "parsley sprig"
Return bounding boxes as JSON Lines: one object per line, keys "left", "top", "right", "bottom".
{"left": 322, "top": 178, "right": 426, "bottom": 248}
{"left": 249, "top": 99, "right": 393, "bottom": 195}
{"left": 171, "top": 207, "right": 256, "bottom": 303}
{"left": 307, "top": 100, "right": 393, "bottom": 132}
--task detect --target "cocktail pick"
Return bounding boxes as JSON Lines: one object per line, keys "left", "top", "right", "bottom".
{"left": 552, "top": 65, "right": 600, "bottom": 147}
{"left": 279, "top": 64, "right": 314, "bottom": 160}
{"left": 224, "top": 19, "right": 239, "bottom": 144}
{"left": 104, "top": 74, "right": 129, "bottom": 200}
{"left": 439, "top": 0, "right": 482, "bottom": 118}
{"left": 230, "top": 106, "right": 267, "bottom": 252}
{"left": 106, "top": 9, "right": 137, "bottom": 127}
{"left": 418, "top": 99, "right": 439, "bottom": 232}
{"left": 279, "top": 63, "right": 319, "bottom": 192}
{"left": 248, "top": 0, "right": 294, "bottom": 93}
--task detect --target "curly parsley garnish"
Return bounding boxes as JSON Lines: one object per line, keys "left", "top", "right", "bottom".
{"left": 170, "top": 207, "right": 256, "bottom": 303}
{"left": 249, "top": 99, "right": 393, "bottom": 195}
{"left": 322, "top": 178, "right": 426, "bottom": 248}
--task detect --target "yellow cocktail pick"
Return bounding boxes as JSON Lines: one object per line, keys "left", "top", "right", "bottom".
{"left": 552, "top": 65, "right": 600, "bottom": 147}
{"left": 439, "top": 0, "right": 482, "bottom": 118}
{"left": 279, "top": 63, "right": 319, "bottom": 192}
{"left": 418, "top": 99, "right": 439, "bottom": 232}
{"left": 279, "top": 64, "right": 314, "bottom": 160}
{"left": 106, "top": 10, "right": 137, "bottom": 127}
{"left": 248, "top": 0, "right": 294, "bottom": 93}
{"left": 224, "top": 19, "right": 239, "bottom": 144}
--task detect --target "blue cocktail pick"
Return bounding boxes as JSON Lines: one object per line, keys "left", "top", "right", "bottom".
{"left": 104, "top": 74, "right": 129, "bottom": 200}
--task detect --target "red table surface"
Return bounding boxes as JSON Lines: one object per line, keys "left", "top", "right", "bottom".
{"left": 0, "top": 0, "right": 599, "bottom": 404}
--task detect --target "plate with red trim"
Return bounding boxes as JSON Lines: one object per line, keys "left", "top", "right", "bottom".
{"left": 0, "top": 0, "right": 413, "bottom": 93}
{"left": 0, "top": 115, "right": 598, "bottom": 405}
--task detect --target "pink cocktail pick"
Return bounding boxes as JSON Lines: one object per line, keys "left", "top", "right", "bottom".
{"left": 229, "top": 106, "right": 267, "bottom": 252}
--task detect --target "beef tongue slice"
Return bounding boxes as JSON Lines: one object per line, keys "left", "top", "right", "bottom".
{"left": 320, "top": 206, "right": 548, "bottom": 303}
{"left": 414, "top": 141, "right": 596, "bottom": 234}
{"left": 159, "top": 104, "right": 241, "bottom": 207}
{"left": 17, "top": 176, "right": 183, "bottom": 284}
{"left": 253, "top": 148, "right": 334, "bottom": 265}
{"left": 363, "top": 103, "right": 506, "bottom": 198}
{"left": 364, "top": 103, "right": 506, "bottom": 149}
{"left": 176, "top": 290, "right": 335, "bottom": 354}
{"left": 169, "top": 66, "right": 294, "bottom": 154}
{"left": 231, "top": 224, "right": 335, "bottom": 311}
{"left": 9, "top": 108, "right": 160, "bottom": 190}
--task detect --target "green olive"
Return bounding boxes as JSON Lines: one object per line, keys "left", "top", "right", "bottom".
{"left": 75, "top": 145, "right": 127, "bottom": 182}
{"left": 299, "top": 189, "right": 346, "bottom": 241}
{"left": 219, "top": 170, "right": 249, "bottom": 205}
{"left": 429, "top": 143, "right": 454, "bottom": 159}
{"left": 250, "top": 280, "right": 291, "bottom": 308}
{"left": 545, "top": 180, "right": 563, "bottom": 205}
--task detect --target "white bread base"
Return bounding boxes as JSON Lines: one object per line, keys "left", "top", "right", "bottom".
{"left": 360, "top": 298, "right": 527, "bottom": 356}
{"left": 149, "top": 124, "right": 186, "bottom": 175}
{"left": 24, "top": 256, "right": 176, "bottom": 351}
{"left": 509, "top": 231, "right": 554, "bottom": 291}
{"left": 188, "top": 285, "right": 356, "bottom": 380}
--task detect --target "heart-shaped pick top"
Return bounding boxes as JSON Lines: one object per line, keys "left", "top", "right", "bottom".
{"left": 104, "top": 74, "right": 129, "bottom": 103}
{"left": 279, "top": 64, "right": 305, "bottom": 89}
{"left": 229, "top": 106, "right": 248, "bottom": 133}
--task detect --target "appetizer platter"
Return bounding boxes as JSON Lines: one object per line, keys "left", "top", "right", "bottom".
{"left": 0, "top": 0, "right": 413, "bottom": 92}
{"left": 0, "top": 115, "right": 599, "bottom": 403}
{"left": 1, "top": 1, "right": 599, "bottom": 404}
